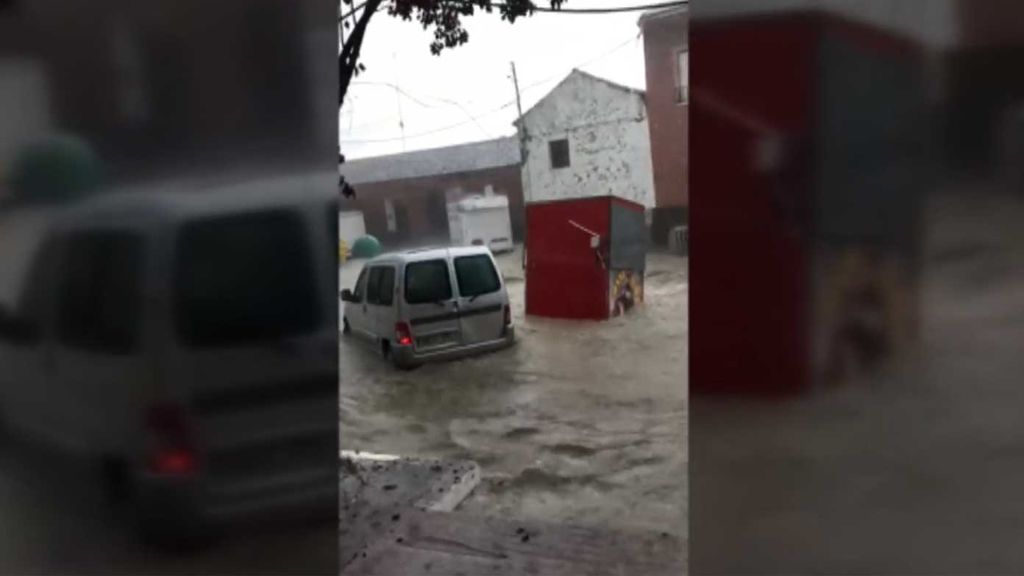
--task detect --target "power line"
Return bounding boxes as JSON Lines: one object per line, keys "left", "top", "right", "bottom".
{"left": 518, "top": 32, "right": 638, "bottom": 93}
{"left": 508, "top": 0, "right": 686, "bottom": 13}
{"left": 341, "top": 101, "right": 516, "bottom": 144}
{"left": 341, "top": 30, "right": 643, "bottom": 144}
{"left": 351, "top": 80, "right": 494, "bottom": 137}
{"left": 342, "top": 0, "right": 685, "bottom": 22}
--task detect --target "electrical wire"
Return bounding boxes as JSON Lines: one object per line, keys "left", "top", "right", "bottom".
{"left": 343, "top": 0, "right": 686, "bottom": 23}
{"left": 499, "top": 0, "right": 687, "bottom": 13}
{"left": 341, "top": 31, "right": 641, "bottom": 143}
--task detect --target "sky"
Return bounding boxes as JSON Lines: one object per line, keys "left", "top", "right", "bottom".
{"left": 339, "top": 1, "right": 658, "bottom": 160}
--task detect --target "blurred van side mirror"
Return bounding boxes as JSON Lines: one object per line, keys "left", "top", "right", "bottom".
{"left": 340, "top": 289, "right": 354, "bottom": 302}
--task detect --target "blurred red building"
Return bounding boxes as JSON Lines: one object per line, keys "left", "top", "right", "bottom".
{"left": 639, "top": 5, "right": 688, "bottom": 246}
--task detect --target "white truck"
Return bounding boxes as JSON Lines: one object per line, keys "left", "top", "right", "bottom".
{"left": 338, "top": 209, "right": 366, "bottom": 248}
{"left": 448, "top": 193, "right": 514, "bottom": 254}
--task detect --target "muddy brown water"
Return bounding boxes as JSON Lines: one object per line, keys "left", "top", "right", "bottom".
{"left": 339, "top": 247, "right": 688, "bottom": 537}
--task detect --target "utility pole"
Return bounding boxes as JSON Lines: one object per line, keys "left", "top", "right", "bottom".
{"left": 511, "top": 61, "right": 531, "bottom": 270}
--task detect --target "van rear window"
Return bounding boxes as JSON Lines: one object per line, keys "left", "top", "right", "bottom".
{"left": 404, "top": 260, "right": 451, "bottom": 305}
{"left": 173, "top": 210, "right": 319, "bottom": 347}
{"left": 454, "top": 254, "right": 500, "bottom": 298}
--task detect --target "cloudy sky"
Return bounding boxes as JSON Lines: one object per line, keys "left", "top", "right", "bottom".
{"left": 339, "top": 1, "right": 659, "bottom": 159}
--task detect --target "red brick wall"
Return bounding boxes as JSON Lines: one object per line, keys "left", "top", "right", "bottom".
{"left": 957, "top": 0, "right": 1024, "bottom": 48}
{"left": 343, "top": 165, "right": 524, "bottom": 248}
{"left": 642, "top": 10, "right": 688, "bottom": 210}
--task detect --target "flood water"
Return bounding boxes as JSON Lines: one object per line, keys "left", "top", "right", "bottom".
{"left": 339, "top": 247, "right": 688, "bottom": 537}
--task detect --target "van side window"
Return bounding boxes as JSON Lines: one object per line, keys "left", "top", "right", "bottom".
{"left": 366, "top": 267, "right": 394, "bottom": 306}
{"left": 4, "top": 236, "right": 59, "bottom": 347}
{"left": 404, "top": 260, "right": 452, "bottom": 305}
{"left": 173, "top": 209, "right": 318, "bottom": 347}
{"left": 366, "top": 267, "right": 382, "bottom": 305}
{"left": 353, "top": 267, "right": 368, "bottom": 302}
{"left": 454, "top": 255, "right": 501, "bottom": 298}
{"left": 56, "top": 231, "right": 143, "bottom": 354}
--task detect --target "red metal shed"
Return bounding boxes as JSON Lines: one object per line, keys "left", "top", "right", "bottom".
{"left": 691, "top": 10, "right": 928, "bottom": 395}
{"left": 525, "top": 195, "right": 648, "bottom": 320}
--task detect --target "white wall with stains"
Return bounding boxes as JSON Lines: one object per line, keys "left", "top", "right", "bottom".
{"left": 519, "top": 70, "right": 655, "bottom": 209}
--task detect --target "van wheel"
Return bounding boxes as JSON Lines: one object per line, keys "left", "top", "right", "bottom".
{"left": 342, "top": 317, "right": 351, "bottom": 335}
{"left": 130, "top": 486, "right": 211, "bottom": 552}
{"left": 382, "top": 340, "right": 419, "bottom": 371}
{"left": 396, "top": 361, "right": 419, "bottom": 372}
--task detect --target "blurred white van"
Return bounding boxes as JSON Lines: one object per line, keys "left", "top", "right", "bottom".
{"left": 0, "top": 172, "right": 339, "bottom": 543}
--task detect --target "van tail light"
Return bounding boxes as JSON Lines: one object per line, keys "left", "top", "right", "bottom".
{"left": 503, "top": 305, "right": 512, "bottom": 327}
{"left": 145, "top": 403, "right": 199, "bottom": 476}
{"left": 395, "top": 322, "right": 413, "bottom": 346}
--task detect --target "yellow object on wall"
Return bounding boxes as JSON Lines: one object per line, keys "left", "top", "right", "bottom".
{"left": 339, "top": 240, "right": 351, "bottom": 264}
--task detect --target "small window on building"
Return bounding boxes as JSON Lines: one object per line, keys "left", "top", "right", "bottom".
{"left": 676, "top": 49, "right": 689, "bottom": 104}
{"left": 549, "top": 139, "right": 570, "bottom": 169}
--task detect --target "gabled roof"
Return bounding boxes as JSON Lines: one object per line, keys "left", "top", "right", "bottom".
{"left": 638, "top": 3, "right": 688, "bottom": 27}
{"left": 340, "top": 136, "right": 520, "bottom": 185}
{"left": 513, "top": 69, "right": 646, "bottom": 127}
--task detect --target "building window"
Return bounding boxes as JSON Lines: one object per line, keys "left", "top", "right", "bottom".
{"left": 549, "top": 138, "right": 570, "bottom": 169}
{"left": 676, "top": 49, "right": 689, "bottom": 104}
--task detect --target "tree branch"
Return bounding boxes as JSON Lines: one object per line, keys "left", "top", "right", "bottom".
{"left": 339, "top": 0, "right": 383, "bottom": 107}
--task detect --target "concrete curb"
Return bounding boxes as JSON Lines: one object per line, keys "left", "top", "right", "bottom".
{"left": 340, "top": 450, "right": 481, "bottom": 512}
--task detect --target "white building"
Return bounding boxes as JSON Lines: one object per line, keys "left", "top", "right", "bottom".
{"left": 516, "top": 69, "right": 656, "bottom": 210}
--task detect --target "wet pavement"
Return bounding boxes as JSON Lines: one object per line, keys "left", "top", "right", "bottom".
{"left": 0, "top": 429, "right": 336, "bottom": 575}
{"left": 340, "top": 247, "right": 688, "bottom": 538}
{"left": 691, "top": 184, "right": 1024, "bottom": 574}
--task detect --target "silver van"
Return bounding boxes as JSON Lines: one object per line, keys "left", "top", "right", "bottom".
{"left": 341, "top": 246, "right": 515, "bottom": 369}
{"left": 0, "top": 172, "right": 338, "bottom": 544}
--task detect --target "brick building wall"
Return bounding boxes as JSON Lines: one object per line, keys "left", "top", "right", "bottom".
{"left": 343, "top": 165, "right": 525, "bottom": 249}
{"left": 0, "top": 0, "right": 330, "bottom": 183}
{"left": 641, "top": 6, "right": 688, "bottom": 245}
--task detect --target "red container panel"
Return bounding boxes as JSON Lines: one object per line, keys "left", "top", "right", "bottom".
{"left": 690, "top": 15, "right": 818, "bottom": 395}
{"left": 525, "top": 197, "right": 612, "bottom": 320}
{"left": 691, "top": 12, "right": 925, "bottom": 395}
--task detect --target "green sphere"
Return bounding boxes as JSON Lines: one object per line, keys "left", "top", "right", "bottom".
{"left": 351, "top": 235, "right": 382, "bottom": 259}
{"left": 7, "top": 135, "right": 104, "bottom": 204}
